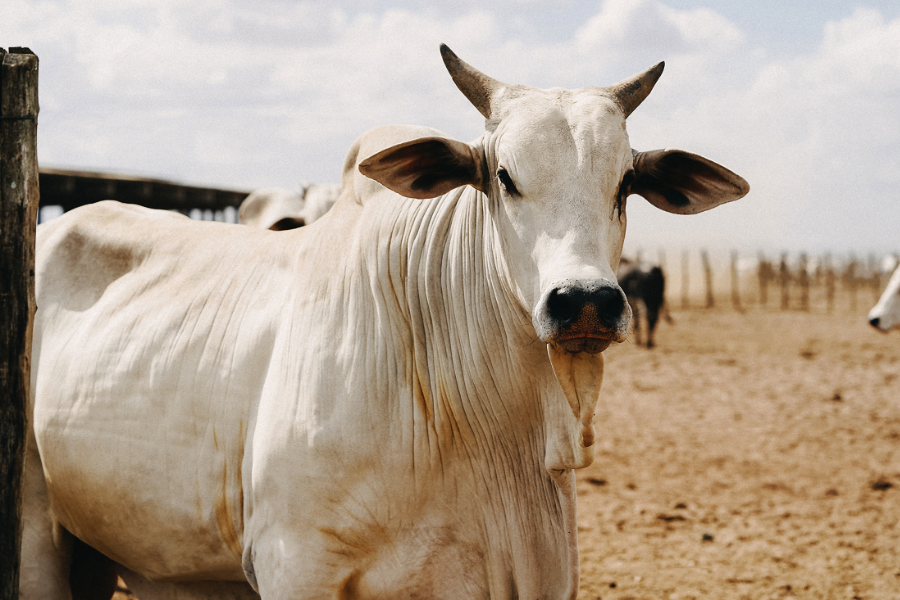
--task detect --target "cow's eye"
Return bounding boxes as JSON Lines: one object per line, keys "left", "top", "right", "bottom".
{"left": 614, "top": 170, "right": 634, "bottom": 221}
{"left": 497, "top": 168, "right": 519, "bottom": 196}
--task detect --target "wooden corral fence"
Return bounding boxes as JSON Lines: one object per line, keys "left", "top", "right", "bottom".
{"left": 662, "top": 248, "right": 896, "bottom": 314}
{"left": 1, "top": 46, "right": 39, "bottom": 600}
{"left": 38, "top": 167, "right": 251, "bottom": 221}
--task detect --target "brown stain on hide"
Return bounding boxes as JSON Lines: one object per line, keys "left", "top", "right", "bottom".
{"left": 215, "top": 461, "right": 242, "bottom": 557}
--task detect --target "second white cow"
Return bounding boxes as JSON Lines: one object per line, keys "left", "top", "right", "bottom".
{"left": 869, "top": 261, "right": 900, "bottom": 332}
{"left": 239, "top": 182, "right": 340, "bottom": 230}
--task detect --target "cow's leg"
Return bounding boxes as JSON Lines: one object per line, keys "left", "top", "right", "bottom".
{"left": 20, "top": 432, "right": 73, "bottom": 600}
{"left": 69, "top": 537, "right": 118, "bottom": 600}
{"left": 646, "top": 309, "right": 659, "bottom": 349}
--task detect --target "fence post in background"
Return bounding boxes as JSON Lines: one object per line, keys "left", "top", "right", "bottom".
{"left": 844, "top": 257, "right": 858, "bottom": 313}
{"left": 778, "top": 253, "right": 790, "bottom": 311}
{"left": 1, "top": 47, "right": 40, "bottom": 600}
{"left": 681, "top": 249, "right": 689, "bottom": 309}
{"left": 824, "top": 255, "right": 836, "bottom": 314}
{"left": 868, "top": 254, "right": 882, "bottom": 304}
{"left": 701, "top": 250, "right": 714, "bottom": 308}
{"left": 798, "top": 253, "right": 810, "bottom": 312}
{"left": 730, "top": 250, "right": 741, "bottom": 312}
{"left": 757, "top": 253, "right": 770, "bottom": 308}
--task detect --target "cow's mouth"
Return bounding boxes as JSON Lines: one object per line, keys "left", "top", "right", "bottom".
{"left": 554, "top": 335, "right": 613, "bottom": 354}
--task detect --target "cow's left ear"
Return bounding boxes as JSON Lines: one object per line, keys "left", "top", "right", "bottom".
{"left": 631, "top": 149, "right": 749, "bottom": 215}
{"left": 359, "top": 136, "right": 486, "bottom": 200}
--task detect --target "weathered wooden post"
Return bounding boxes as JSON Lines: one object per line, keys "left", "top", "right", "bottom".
{"left": 730, "top": 250, "right": 741, "bottom": 311}
{"left": 798, "top": 253, "right": 810, "bottom": 312}
{"left": 1, "top": 47, "right": 40, "bottom": 600}
{"left": 844, "top": 256, "right": 858, "bottom": 313}
{"left": 778, "top": 253, "right": 791, "bottom": 311}
{"left": 757, "top": 253, "right": 771, "bottom": 308}
{"left": 701, "top": 249, "right": 714, "bottom": 308}
{"left": 824, "top": 255, "right": 836, "bottom": 314}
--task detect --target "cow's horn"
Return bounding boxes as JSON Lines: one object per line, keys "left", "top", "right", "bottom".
{"left": 440, "top": 44, "right": 508, "bottom": 119}
{"left": 606, "top": 61, "right": 665, "bottom": 118}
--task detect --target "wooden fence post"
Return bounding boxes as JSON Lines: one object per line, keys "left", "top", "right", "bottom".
{"left": 730, "top": 250, "right": 741, "bottom": 311}
{"left": 1, "top": 47, "right": 40, "bottom": 600}
{"left": 778, "top": 253, "right": 790, "bottom": 311}
{"left": 798, "top": 253, "right": 810, "bottom": 312}
{"left": 701, "top": 249, "right": 714, "bottom": 308}
{"left": 824, "top": 255, "right": 836, "bottom": 314}
{"left": 757, "top": 253, "right": 772, "bottom": 308}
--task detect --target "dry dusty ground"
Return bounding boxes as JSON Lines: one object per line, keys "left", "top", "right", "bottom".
{"left": 575, "top": 307, "right": 900, "bottom": 600}
{"left": 110, "top": 305, "right": 899, "bottom": 600}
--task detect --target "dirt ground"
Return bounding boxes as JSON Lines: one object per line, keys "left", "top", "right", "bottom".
{"left": 110, "top": 304, "right": 899, "bottom": 600}
{"left": 575, "top": 306, "right": 900, "bottom": 600}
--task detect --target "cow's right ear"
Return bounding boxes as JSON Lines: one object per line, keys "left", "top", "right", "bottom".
{"left": 359, "top": 137, "right": 486, "bottom": 200}
{"left": 631, "top": 149, "right": 749, "bottom": 215}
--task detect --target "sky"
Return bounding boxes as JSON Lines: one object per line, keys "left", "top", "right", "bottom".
{"left": 3, "top": 0, "right": 900, "bottom": 256}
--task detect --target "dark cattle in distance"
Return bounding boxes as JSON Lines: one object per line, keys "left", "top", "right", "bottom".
{"left": 618, "top": 258, "right": 669, "bottom": 348}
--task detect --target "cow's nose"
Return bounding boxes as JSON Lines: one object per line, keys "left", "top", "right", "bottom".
{"left": 545, "top": 283, "right": 626, "bottom": 330}
{"left": 534, "top": 279, "right": 631, "bottom": 354}
{"left": 869, "top": 316, "right": 881, "bottom": 329}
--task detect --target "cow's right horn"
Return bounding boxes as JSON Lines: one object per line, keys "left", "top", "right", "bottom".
{"left": 606, "top": 61, "right": 665, "bottom": 118}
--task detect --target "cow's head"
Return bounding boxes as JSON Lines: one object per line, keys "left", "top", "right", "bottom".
{"left": 239, "top": 187, "right": 312, "bottom": 231}
{"left": 869, "top": 264, "right": 900, "bottom": 332}
{"left": 360, "top": 45, "right": 748, "bottom": 353}
{"left": 359, "top": 45, "right": 748, "bottom": 469}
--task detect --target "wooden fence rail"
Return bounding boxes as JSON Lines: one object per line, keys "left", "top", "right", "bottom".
{"left": 38, "top": 167, "right": 251, "bottom": 213}
{"left": 1, "top": 46, "right": 40, "bottom": 600}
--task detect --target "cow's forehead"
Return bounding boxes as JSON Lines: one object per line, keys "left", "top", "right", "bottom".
{"left": 491, "top": 88, "right": 632, "bottom": 187}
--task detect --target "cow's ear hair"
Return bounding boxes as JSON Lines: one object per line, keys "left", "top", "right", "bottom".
{"left": 359, "top": 137, "right": 486, "bottom": 200}
{"left": 631, "top": 149, "right": 749, "bottom": 214}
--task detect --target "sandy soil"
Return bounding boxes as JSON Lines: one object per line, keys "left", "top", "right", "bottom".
{"left": 110, "top": 306, "right": 899, "bottom": 600}
{"left": 575, "top": 307, "right": 900, "bottom": 600}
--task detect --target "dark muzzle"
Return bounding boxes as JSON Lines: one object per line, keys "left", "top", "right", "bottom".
{"left": 533, "top": 278, "right": 631, "bottom": 353}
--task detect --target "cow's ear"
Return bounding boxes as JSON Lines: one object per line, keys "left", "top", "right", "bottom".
{"left": 359, "top": 137, "right": 486, "bottom": 200}
{"left": 631, "top": 149, "right": 749, "bottom": 215}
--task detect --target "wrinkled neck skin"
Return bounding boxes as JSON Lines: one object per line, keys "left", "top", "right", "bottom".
{"left": 332, "top": 174, "right": 596, "bottom": 597}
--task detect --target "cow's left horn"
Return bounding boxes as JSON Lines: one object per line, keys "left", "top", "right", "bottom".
{"left": 606, "top": 61, "right": 665, "bottom": 118}
{"left": 441, "top": 44, "right": 511, "bottom": 119}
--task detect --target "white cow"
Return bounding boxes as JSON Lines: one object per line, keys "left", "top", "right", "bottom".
{"left": 239, "top": 183, "right": 340, "bottom": 230}
{"left": 869, "top": 262, "right": 900, "bottom": 332}
{"left": 24, "top": 45, "right": 749, "bottom": 600}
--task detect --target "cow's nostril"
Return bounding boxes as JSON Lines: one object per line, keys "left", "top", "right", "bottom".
{"left": 593, "top": 285, "right": 626, "bottom": 319}
{"left": 546, "top": 287, "right": 578, "bottom": 326}
{"left": 870, "top": 317, "right": 881, "bottom": 329}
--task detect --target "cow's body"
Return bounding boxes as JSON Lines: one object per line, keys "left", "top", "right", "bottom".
{"left": 31, "top": 187, "right": 569, "bottom": 598}
{"left": 617, "top": 259, "right": 667, "bottom": 348}
{"left": 869, "top": 262, "right": 900, "bottom": 332}
{"left": 23, "top": 46, "right": 748, "bottom": 599}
